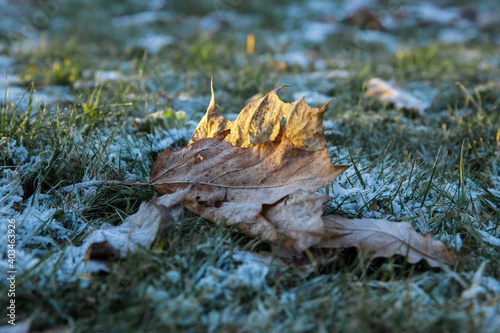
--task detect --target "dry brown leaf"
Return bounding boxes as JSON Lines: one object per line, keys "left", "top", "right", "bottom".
{"left": 149, "top": 84, "right": 455, "bottom": 266}
{"left": 189, "top": 84, "right": 332, "bottom": 151}
{"left": 150, "top": 128, "right": 348, "bottom": 250}
{"left": 322, "top": 215, "right": 455, "bottom": 266}
{"left": 150, "top": 83, "right": 347, "bottom": 250}
{"left": 82, "top": 188, "right": 189, "bottom": 271}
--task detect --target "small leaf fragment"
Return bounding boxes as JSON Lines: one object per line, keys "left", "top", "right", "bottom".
{"left": 80, "top": 188, "right": 189, "bottom": 272}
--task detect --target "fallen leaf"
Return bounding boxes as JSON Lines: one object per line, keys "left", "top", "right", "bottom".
{"left": 365, "top": 78, "right": 429, "bottom": 115}
{"left": 189, "top": 84, "right": 331, "bottom": 151}
{"left": 149, "top": 83, "right": 455, "bottom": 266}
{"left": 150, "top": 129, "right": 348, "bottom": 250}
{"left": 150, "top": 83, "right": 347, "bottom": 250}
{"left": 322, "top": 215, "right": 455, "bottom": 266}
{"left": 81, "top": 188, "right": 188, "bottom": 271}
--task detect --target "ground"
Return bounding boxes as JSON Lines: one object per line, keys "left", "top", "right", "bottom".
{"left": 0, "top": 0, "right": 500, "bottom": 332}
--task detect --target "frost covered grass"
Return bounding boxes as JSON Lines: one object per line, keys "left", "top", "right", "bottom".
{"left": 1, "top": 0, "right": 500, "bottom": 331}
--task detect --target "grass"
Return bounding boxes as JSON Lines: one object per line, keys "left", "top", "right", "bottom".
{"left": 1, "top": 0, "right": 500, "bottom": 331}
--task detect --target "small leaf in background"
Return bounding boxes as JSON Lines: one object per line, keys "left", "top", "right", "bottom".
{"left": 365, "top": 78, "right": 429, "bottom": 115}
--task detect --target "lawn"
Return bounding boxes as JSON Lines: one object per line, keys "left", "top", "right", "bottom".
{"left": 1, "top": 0, "right": 499, "bottom": 332}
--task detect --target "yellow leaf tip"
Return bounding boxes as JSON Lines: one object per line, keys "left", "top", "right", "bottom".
{"left": 273, "top": 85, "right": 290, "bottom": 93}
{"left": 210, "top": 78, "right": 215, "bottom": 106}
{"left": 320, "top": 98, "right": 336, "bottom": 112}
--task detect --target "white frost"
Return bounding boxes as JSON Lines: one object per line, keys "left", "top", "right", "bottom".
{"left": 478, "top": 230, "right": 500, "bottom": 246}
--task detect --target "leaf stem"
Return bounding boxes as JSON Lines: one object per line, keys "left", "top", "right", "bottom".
{"left": 61, "top": 181, "right": 150, "bottom": 192}
{"left": 61, "top": 178, "right": 339, "bottom": 192}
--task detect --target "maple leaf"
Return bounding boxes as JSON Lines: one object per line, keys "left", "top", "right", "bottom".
{"left": 149, "top": 83, "right": 455, "bottom": 267}
{"left": 150, "top": 128, "right": 347, "bottom": 250}
{"left": 189, "top": 85, "right": 330, "bottom": 151}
